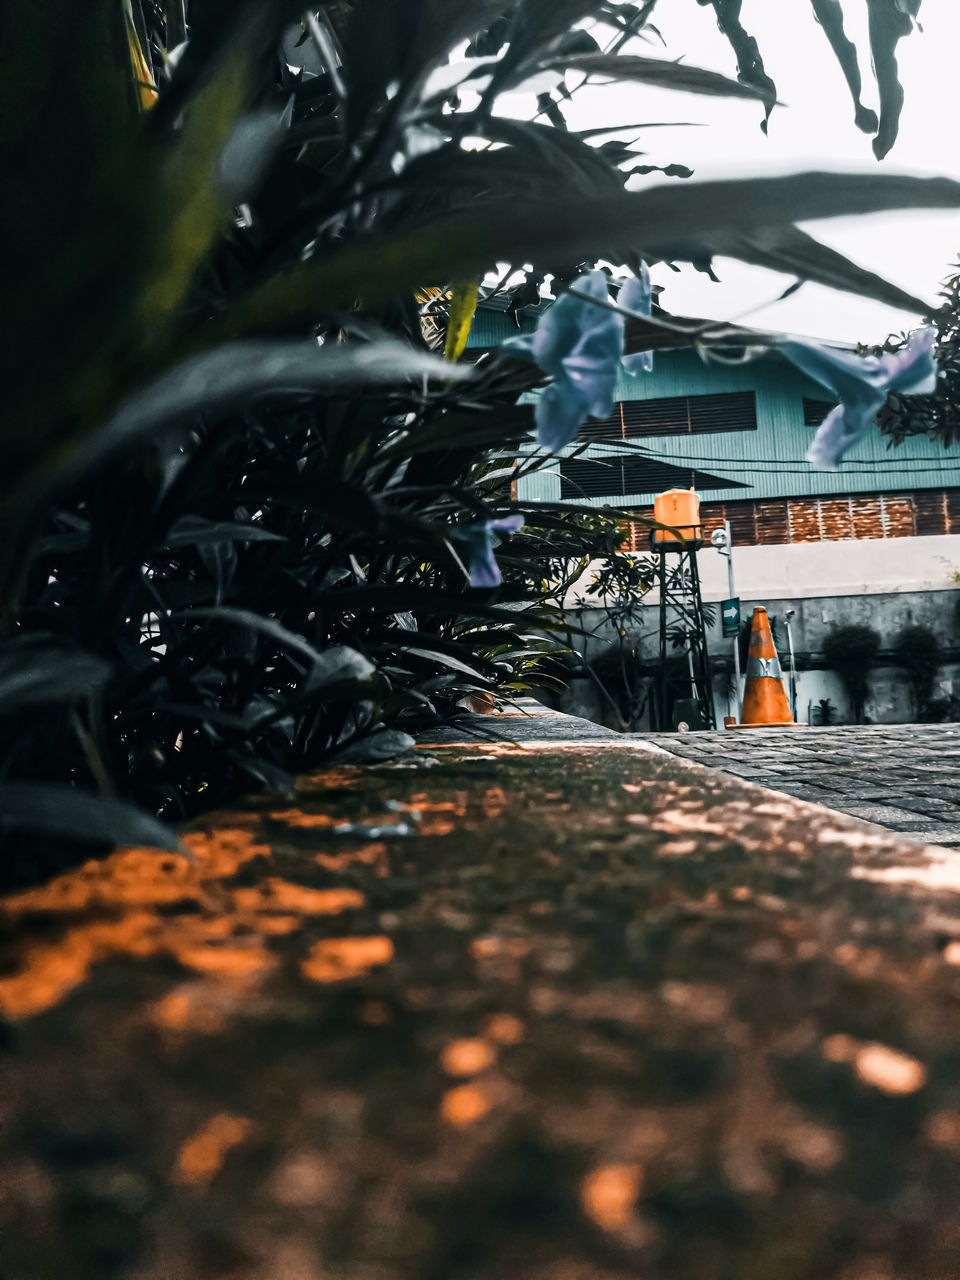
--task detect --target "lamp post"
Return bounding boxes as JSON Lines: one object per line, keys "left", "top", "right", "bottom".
{"left": 710, "top": 521, "right": 741, "bottom": 715}
{"left": 784, "top": 608, "right": 798, "bottom": 721}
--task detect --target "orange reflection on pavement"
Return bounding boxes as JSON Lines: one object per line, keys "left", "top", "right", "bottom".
{"left": 148, "top": 982, "right": 236, "bottom": 1038}
{"left": 174, "top": 944, "right": 277, "bottom": 979}
{"left": 232, "top": 879, "right": 365, "bottom": 916}
{"left": 440, "top": 1037, "right": 497, "bottom": 1077}
{"left": 580, "top": 1163, "right": 644, "bottom": 1233}
{"left": 301, "top": 768, "right": 361, "bottom": 789}
{"left": 182, "top": 828, "right": 273, "bottom": 878}
{"left": 440, "top": 1083, "right": 491, "bottom": 1127}
{"left": 315, "top": 843, "right": 389, "bottom": 878}
{"left": 482, "top": 787, "right": 508, "bottom": 819}
{"left": 3, "top": 850, "right": 198, "bottom": 915}
{"left": 1, "top": 832, "right": 272, "bottom": 926}
{"left": 267, "top": 810, "right": 339, "bottom": 829}
{"left": 172, "top": 1113, "right": 254, "bottom": 1186}
{"left": 484, "top": 1013, "right": 525, "bottom": 1044}
{"left": 408, "top": 792, "right": 469, "bottom": 817}
{"left": 0, "top": 912, "right": 160, "bottom": 1019}
{"left": 0, "top": 812, "right": 381, "bottom": 1019}
{"left": 469, "top": 936, "right": 529, "bottom": 960}
{"left": 254, "top": 914, "right": 302, "bottom": 936}
{"left": 301, "top": 936, "right": 394, "bottom": 984}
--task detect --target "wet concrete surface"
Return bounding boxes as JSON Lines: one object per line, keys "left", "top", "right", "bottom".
{"left": 647, "top": 722, "right": 960, "bottom": 849}
{"left": 2, "top": 712, "right": 960, "bottom": 1278}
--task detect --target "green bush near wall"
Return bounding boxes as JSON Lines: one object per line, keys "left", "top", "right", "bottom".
{"left": 822, "top": 624, "right": 882, "bottom": 725}
{"left": 893, "top": 624, "right": 944, "bottom": 722}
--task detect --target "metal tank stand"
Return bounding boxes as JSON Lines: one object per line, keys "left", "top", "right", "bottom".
{"left": 652, "top": 540, "right": 715, "bottom": 732}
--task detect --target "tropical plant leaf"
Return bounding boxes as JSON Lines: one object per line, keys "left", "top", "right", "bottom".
{"left": 160, "top": 515, "right": 287, "bottom": 549}
{"left": 303, "top": 646, "right": 379, "bottom": 692}
{"left": 392, "top": 646, "right": 491, "bottom": 681}
{"left": 22, "top": 340, "right": 472, "bottom": 504}
{"left": 343, "top": 0, "right": 515, "bottom": 139}
{"left": 485, "top": 0, "right": 609, "bottom": 96}
{"left": 547, "top": 53, "right": 774, "bottom": 101}
{"left": 0, "top": 643, "right": 112, "bottom": 715}
{"left": 809, "top": 0, "right": 879, "bottom": 134}
{"left": 696, "top": 0, "right": 778, "bottom": 129}
{"left": 184, "top": 608, "right": 376, "bottom": 684}
{"left": 0, "top": 784, "right": 179, "bottom": 850}
{"left": 867, "top": 0, "right": 920, "bottom": 160}
{"left": 444, "top": 281, "right": 481, "bottom": 362}
{"left": 215, "top": 101, "right": 293, "bottom": 203}
{"left": 137, "top": 42, "right": 253, "bottom": 326}
{"left": 670, "top": 223, "right": 934, "bottom": 314}
{"left": 333, "top": 728, "right": 416, "bottom": 763}
{"left": 217, "top": 173, "right": 960, "bottom": 335}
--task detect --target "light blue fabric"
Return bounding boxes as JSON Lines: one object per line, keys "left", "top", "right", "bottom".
{"left": 502, "top": 269, "right": 654, "bottom": 451}
{"left": 619, "top": 265, "right": 655, "bottom": 375}
{"left": 451, "top": 515, "right": 525, "bottom": 588}
{"left": 779, "top": 328, "right": 937, "bottom": 470}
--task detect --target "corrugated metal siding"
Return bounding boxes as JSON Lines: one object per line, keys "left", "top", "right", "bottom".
{"left": 520, "top": 348, "right": 960, "bottom": 505}
{"left": 465, "top": 307, "right": 960, "bottom": 506}
{"left": 468, "top": 308, "right": 537, "bottom": 347}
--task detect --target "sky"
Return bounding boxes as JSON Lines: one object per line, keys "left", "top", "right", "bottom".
{"left": 510, "top": 1, "right": 960, "bottom": 345}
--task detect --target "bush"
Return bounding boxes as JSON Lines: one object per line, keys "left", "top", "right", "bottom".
{"left": 892, "top": 624, "right": 943, "bottom": 721}
{"left": 822, "top": 624, "right": 881, "bottom": 724}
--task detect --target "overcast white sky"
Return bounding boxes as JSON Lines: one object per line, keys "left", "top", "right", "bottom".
{"left": 527, "top": 1, "right": 960, "bottom": 344}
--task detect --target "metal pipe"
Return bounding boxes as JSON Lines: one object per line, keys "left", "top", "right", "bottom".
{"left": 724, "top": 520, "right": 742, "bottom": 711}
{"left": 784, "top": 609, "right": 798, "bottom": 721}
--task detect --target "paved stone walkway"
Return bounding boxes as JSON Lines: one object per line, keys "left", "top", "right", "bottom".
{"left": 646, "top": 723, "right": 960, "bottom": 849}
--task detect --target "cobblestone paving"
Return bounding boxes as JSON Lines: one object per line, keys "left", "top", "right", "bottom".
{"left": 645, "top": 722, "right": 960, "bottom": 848}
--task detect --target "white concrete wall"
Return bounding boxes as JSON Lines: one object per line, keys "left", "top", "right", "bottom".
{"left": 709, "top": 663, "right": 960, "bottom": 729}
{"left": 554, "top": 535, "right": 960, "bottom": 730}
{"left": 558, "top": 661, "right": 960, "bottom": 732}
{"left": 565, "top": 534, "right": 960, "bottom": 609}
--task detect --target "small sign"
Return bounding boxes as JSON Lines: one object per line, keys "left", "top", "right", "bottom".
{"left": 721, "top": 597, "right": 741, "bottom": 638}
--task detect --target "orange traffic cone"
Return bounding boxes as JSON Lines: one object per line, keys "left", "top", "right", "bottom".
{"left": 729, "top": 606, "right": 797, "bottom": 729}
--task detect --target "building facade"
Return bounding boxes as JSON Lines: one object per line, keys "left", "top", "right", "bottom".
{"left": 469, "top": 303, "right": 960, "bottom": 725}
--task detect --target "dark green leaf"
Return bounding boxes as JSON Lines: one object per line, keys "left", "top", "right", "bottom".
{"left": 392, "top": 647, "right": 491, "bottom": 681}
{"left": 219, "top": 173, "right": 960, "bottom": 333}
{"left": 548, "top": 53, "right": 774, "bottom": 101}
{"left": 343, "top": 0, "right": 515, "bottom": 138}
{"left": 809, "top": 0, "right": 878, "bottom": 134}
{"left": 333, "top": 728, "right": 416, "bottom": 763}
{"left": 696, "top": 0, "right": 778, "bottom": 129}
{"left": 100, "top": 339, "right": 470, "bottom": 455}
{"left": 671, "top": 223, "right": 934, "bottom": 314}
{"left": 0, "top": 642, "right": 111, "bottom": 715}
{"left": 160, "top": 515, "right": 287, "bottom": 550}
{"left": 0, "top": 784, "right": 178, "bottom": 850}
{"left": 185, "top": 608, "right": 376, "bottom": 685}
{"left": 867, "top": 0, "right": 919, "bottom": 159}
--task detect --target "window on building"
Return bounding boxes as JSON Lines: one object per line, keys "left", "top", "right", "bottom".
{"left": 578, "top": 391, "right": 757, "bottom": 441}
{"left": 802, "top": 396, "right": 838, "bottom": 426}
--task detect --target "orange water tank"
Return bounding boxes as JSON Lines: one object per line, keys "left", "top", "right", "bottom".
{"left": 652, "top": 488, "right": 702, "bottom": 544}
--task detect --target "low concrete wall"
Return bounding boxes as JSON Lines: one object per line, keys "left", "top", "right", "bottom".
{"left": 554, "top": 587, "right": 960, "bottom": 729}
{"left": 565, "top": 534, "right": 960, "bottom": 607}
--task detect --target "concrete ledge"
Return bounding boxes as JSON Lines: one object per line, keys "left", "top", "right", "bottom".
{"left": 2, "top": 712, "right": 960, "bottom": 1278}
